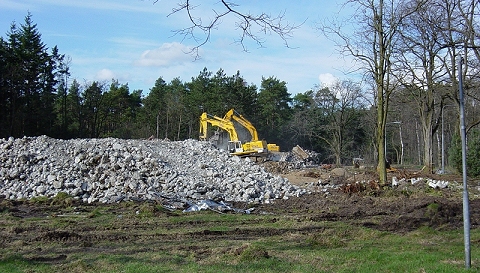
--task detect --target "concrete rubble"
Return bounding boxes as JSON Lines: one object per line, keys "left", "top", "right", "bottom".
{"left": 0, "top": 136, "right": 308, "bottom": 205}
{"left": 392, "top": 176, "right": 450, "bottom": 189}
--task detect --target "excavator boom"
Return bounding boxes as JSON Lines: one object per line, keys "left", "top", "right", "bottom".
{"left": 223, "top": 109, "right": 259, "bottom": 141}
{"left": 200, "top": 112, "right": 239, "bottom": 141}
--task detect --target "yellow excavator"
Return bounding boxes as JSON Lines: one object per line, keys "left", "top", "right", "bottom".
{"left": 199, "top": 112, "right": 268, "bottom": 156}
{"left": 223, "top": 109, "right": 280, "bottom": 152}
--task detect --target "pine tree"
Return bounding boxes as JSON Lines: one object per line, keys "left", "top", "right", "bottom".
{"left": 0, "top": 13, "right": 66, "bottom": 137}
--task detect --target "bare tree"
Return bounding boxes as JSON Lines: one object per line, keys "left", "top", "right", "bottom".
{"left": 287, "top": 80, "right": 366, "bottom": 166}
{"left": 457, "top": 0, "right": 480, "bottom": 133}
{"left": 396, "top": 1, "right": 449, "bottom": 173}
{"left": 434, "top": 0, "right": 480, "bottom": 136}
{"left": 320, "top": 0, "right": 425, "bottom": 184}
{"left": 316, "top": 80, "right": 366, "bottom": 166}
{"left": 393, "top": 0, "right": 480, "bottom": 173}
{"left": 153, "top": 0, "right": 301, "bottom": 58}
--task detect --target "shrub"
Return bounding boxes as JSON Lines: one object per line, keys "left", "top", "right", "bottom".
{"left": 449, "top": 129, "right": 480, "bottom": 177}
{"left": 467, "top": 129, "right": 480, "bottom": 177}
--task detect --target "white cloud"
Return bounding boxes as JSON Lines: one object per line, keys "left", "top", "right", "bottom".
{"left": 95, "top": 69, "right": 116, "bottom": 81}
{"left": 135, "top": 42, "right": 195, "bottom": 67}
{"left": 319, "top": 73, "right": 338, "bottom": 87}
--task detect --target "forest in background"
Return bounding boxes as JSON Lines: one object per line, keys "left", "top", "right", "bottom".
{"left": 1, "top": 13, "right": 479, "bottom": 176}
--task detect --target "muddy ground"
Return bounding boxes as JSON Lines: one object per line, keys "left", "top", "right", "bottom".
{"left": 1, "top": 165, "right": 480, "bottom": 267}
{"left": 256, "top": 163, "right": 480, "bottom": 234}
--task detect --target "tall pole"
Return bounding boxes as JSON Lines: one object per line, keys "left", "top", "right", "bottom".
{"left": 459, "top": 57, "right": 470, "bottom": 269}
{"left": 399, "top": 123, "right": 403, "bottom": 165}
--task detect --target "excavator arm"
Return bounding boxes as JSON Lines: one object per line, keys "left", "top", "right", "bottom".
{"left": 199, "top": 112, "right": 239, "bottom": 141}
{"left": 223, "top": 109, "right": 259, "bottom": 141}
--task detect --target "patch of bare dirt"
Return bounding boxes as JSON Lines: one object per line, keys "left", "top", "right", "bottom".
{"left": 254, "top": 164, "right": 480, "bottom": 234}
{"left": 256, "top": 191, "right": 479, "bottom": 234}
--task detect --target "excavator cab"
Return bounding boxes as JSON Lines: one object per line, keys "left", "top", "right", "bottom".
{"left": 228, "top": 141, "right": 244, "bottom": 154}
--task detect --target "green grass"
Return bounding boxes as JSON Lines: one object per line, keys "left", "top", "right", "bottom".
{"left": 0, "top": 204, "right": 478, "bottom": 273}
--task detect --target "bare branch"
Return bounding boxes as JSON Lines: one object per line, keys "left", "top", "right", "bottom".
{"left": 155, "top": 0, "right": 301, "bottom": 58}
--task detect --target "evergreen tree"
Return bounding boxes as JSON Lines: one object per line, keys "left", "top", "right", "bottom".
{"left": 164, "top": 78, "right": 187, "bottom": 140}
{"left": 52, "top": 53, "right": 70, "bottom": 138}
{"left": 1, "top": 22, "right": 22, "bottom": 137}
{"left": 0, "top": 13, "right": 66, "bottom": 137}
{"left": 15, "top": 13, "right": 54, "bottom": 136}
{"left": 65, "top": 79, "right": 82, "bottom": 137}
{"left": 103, "top": 80, "right": 141, "bottom": 138}
{"left": 257, "top": 76, "right": 292, "bottom": 148}
{"left": 0, "top": 36, "right": 10, "bottom": 136}
{"left": 467, "top": 130, "right": 480, "bottom": 177}
{"left": 81, "top": 81, "right": 105, "bottom": 138}
{"left": 449, "top": 129, "right": 480, "bottom": 177}
{"left": 186, "top": 68, "right": 217, "bottom": 114}
{"left": 140, "top": 77, "right": 168, "bottom": 138}
{"left": 224, "top": 71, "right": 258, "bottom": 118}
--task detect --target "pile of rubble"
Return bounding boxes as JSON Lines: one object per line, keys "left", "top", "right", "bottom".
{"left": 0, "top": 136, "right": 308, "bottom": 205}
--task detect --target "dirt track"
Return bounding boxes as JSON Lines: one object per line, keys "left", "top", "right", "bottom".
{"left": 257, "top": 191, "right": 480, "bottom": 233}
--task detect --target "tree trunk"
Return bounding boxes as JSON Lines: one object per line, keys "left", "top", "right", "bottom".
{"left": 436, "top": 130, "right": 441, "bottom": 170}
{"left": 416, "top": 121, "right": 422, "bottom": 164}
{"left": 377, "top": 85, "right": 387, "bottom": 185}
{"left": 177, "top": 114, "right": 182, "bottom": 141}
{"left": 335, "top": 151, "right": 341, "bottom": 166}
{"left": 165, "top": 109, "right": 169, "bottom": 139}
{"left": 422, "top": 121, "right": 434, "bottom": 173}
{"left": 377, "top": 123, "right": 387, "bottom": 185}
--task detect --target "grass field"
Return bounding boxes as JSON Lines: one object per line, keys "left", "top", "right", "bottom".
{"left": 0, "top": 198, "right": 478, "bottom": 273}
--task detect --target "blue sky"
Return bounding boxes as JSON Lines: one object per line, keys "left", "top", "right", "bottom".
{"left": 0, "top": 0, "right": 352, "bottom": 96}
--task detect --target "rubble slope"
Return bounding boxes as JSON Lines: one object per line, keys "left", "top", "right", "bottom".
{"left": 0, "top": 136, "right": 307, "bottom": 204}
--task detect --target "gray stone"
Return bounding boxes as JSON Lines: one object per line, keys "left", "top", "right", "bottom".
{"left": 47, "top": 174, "right": 57, "bottom": 181}
{"left": 53, "top": 179, "right": 63, "bottom": 189}
{"left": 36, "top": 186, "right": 46, "bottom": 194}
{"left": 81, "top": 182, "right": 90, "bottom": 192}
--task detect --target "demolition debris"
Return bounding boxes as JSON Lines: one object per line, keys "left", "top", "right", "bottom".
{"left": 0, "top": 136, "right": 308, "bottom": 205}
